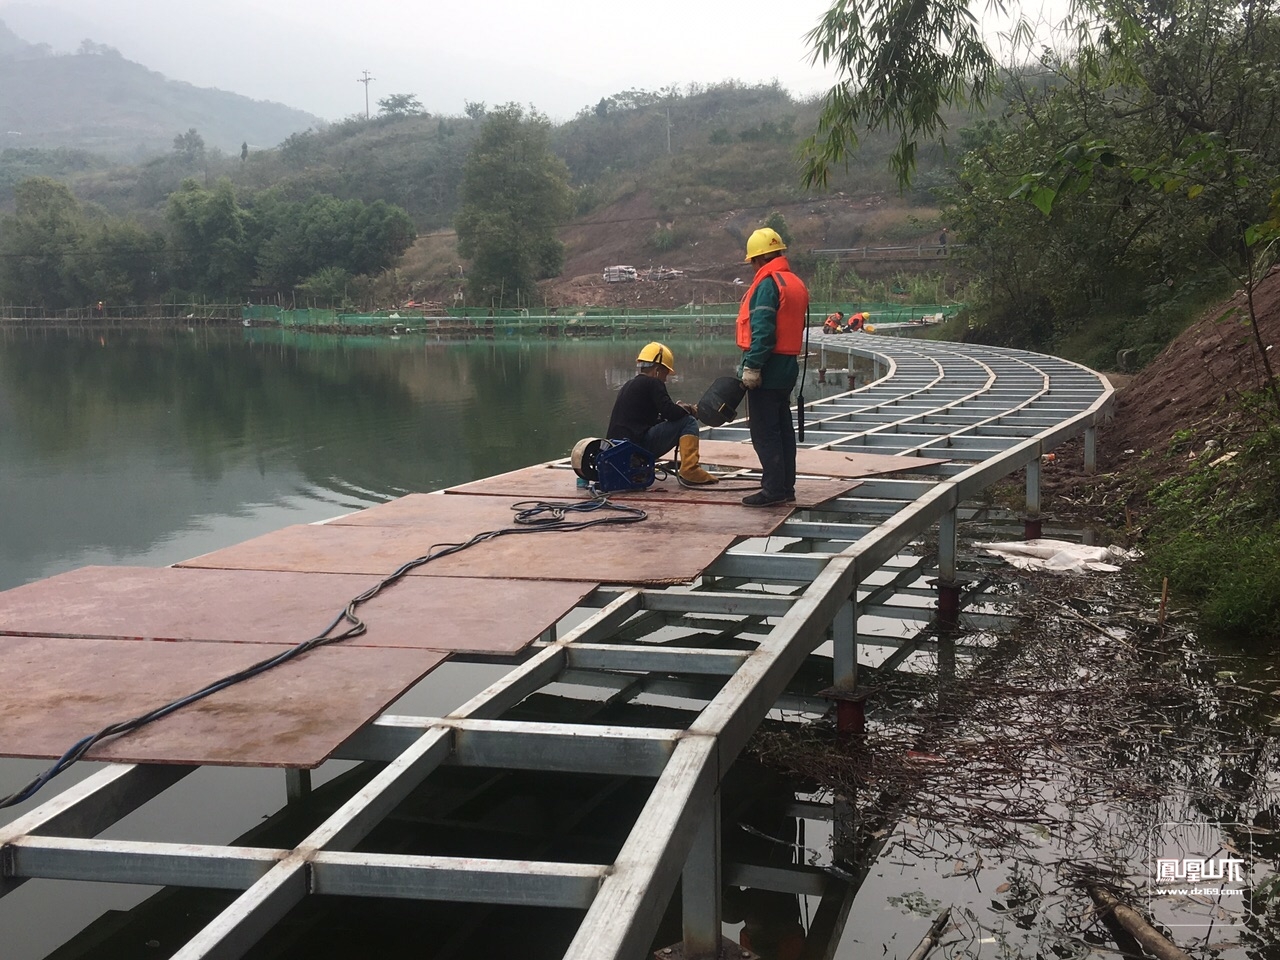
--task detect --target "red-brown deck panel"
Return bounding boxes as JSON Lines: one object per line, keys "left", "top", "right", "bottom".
{"left": 695, "top": 441, "right": 949, "bottom": 477}
{"left": 0, "top": 636, "right": 445, "bottom": 767}
{"left": 444, "top": 467, "right": 861, "bottom": 508}
{"left": 0, "top": 566, "right": 592, "bottom": 656}
{"left": 180, "top": 496, "right": 793, "bottom": 585}
{"left": 1, "top": 475, "right": 853, "bottom": 768}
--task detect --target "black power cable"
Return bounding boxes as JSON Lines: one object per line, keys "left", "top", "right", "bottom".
{"left": 0, "top": 494, "right": 647, "bottom": 810}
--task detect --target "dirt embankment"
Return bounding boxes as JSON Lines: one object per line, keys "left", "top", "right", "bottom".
{"left": 543, "top": 191, "right": 954, "bottom": 311}
{"left": 1035, "top": 266, "right": 1280, "bottom": 515}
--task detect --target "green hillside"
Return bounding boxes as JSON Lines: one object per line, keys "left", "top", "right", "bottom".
{"left": 40, "top": 81, "right": 957, "bottom": 231}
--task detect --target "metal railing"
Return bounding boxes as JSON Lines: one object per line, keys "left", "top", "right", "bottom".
{"left": 812, "top": 243, "right": 964, "bottom": 261}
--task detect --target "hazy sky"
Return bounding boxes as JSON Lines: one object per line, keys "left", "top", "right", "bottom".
{"left": 0, "top": 0, "right": 858, "bottom": 121}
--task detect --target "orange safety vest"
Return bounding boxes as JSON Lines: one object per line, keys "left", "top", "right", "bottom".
{"left": 736, "top": 256, "right": 808, "bottom": 355}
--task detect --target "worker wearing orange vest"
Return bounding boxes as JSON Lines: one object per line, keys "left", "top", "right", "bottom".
{"left": 846, "top": 311, "right": 869, "bottom": 332}
{"left": 736, "top": 227, "right": 809, "bottom": 506}
{"left": 822, "top": 310, "right": 844, "bottom": 334}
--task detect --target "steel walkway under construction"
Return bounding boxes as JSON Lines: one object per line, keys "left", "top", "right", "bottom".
{"left": 0, "top": 331, "right": 1114, "bottom": 960}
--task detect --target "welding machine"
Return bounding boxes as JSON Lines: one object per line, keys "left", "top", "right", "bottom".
{"left": 571, "top": 438, "right": 657, "bottom": 493}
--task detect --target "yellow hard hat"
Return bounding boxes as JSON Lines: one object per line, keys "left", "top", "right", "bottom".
{"left": 636, "top": 341, "right": 675, "bottom": 372}
{"left": 744, "top": 227, "right": 787, "bottom": 262}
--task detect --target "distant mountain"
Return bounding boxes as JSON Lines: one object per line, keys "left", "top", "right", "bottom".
{"left": 0, "top": 20, "right": 321, "bottom": 159}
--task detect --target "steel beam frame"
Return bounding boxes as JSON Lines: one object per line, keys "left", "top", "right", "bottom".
{"left": 0, "top": 332, "right": 1114, "bottom": 960}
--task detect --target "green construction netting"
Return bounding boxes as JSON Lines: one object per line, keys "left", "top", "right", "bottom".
{"left": 242, "top": 302, "right": 962, "bottom": 326}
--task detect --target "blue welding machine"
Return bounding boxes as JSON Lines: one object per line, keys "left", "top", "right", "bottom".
{"left": 570, "top": 438, "right": 657, "bottom": 493}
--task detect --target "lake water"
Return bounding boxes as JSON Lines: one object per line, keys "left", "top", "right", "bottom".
{"left": 0, "top": 323, "right": 858, "bottom": 959}
{"left": 0, "top": 325, "right": 797, "bottom": 592}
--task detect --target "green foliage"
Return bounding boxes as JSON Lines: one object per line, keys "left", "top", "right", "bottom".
{"left": 0, "top": 177, "right": 87, "bottom": 307}
{"left": 650, "top": 226, "right": 678, "bottom": 252}
{"left": 378, "top": 94, "right": 424, "bottom": 117}
{"left": 172, "top": 128, "right": 206, "bottom": 167}
{"left": 251, "top": 193, "right": 415, "bottom": 291}
{"left": 1143, "top": 428, "right": 1280, "bottom": 642}
{"left": 806, "top": 259, "right": 845, "bottom": 303}
{"left": 0, "top": 148, "right": 108, "bottom": 205}
{"left": 0, "top": 176, "right": 169, "bottom": 307}
{"left": 762, "top": 211, "right": 793, "bottom": 248}
{"left": 166, "top": 178, "right": 254, "bottom": 300}
{"left": 297, "top": 266, "right": 352, "bottom": 306}
{"left": 455, "top": 104, "right": 573, "bottom": 307}
{"left": 77, "top": 218, "right": 168, "bottom": 304}
{"left": 802, "top": 0, "right": 999, "bottom": 189}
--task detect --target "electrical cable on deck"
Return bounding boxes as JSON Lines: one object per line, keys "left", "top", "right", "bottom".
{"left": 0, "top": 495, "right": 647, "bottom": 810}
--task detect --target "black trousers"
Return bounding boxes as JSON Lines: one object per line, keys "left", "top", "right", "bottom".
{"left": 747, "top": 387, "right": 796, "bottom": 497}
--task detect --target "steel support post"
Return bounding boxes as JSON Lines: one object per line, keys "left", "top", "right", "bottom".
{"left": 1024, "top": 456, "right": 1042, "bottom": 541}
{"left": 832, "top": 796, "right": 858, "bottom": 867}
{"left": 936, "top": 507, "right": 961, "bottom": 632}
{"left": 285, "top": 769, "right": 311, "bottom": 805}
{"left": 681, "top": 792, "right": 722, "bottom": 960}
{"left": 937, "top": 507, "right": 957, "bottom": 584}
{"left": 831, "top": 599, "right": 863, "bottom": 736}
{"left": 1084, "top": 425, "right": 1097, "bottom": 475}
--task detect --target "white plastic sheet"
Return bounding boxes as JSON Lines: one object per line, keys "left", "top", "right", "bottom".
{"left": 980, "top": 538, "right": 1141, "bottom": 573}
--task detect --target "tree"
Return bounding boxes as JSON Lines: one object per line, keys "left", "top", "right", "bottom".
{"left": 809, "top": 0, "right": 1280, "bottom": 380}
{"left": 166, "top": 178, "right": 254, "bottom": 300}
{"left": 803, "top": 0, "right": 999, "bottom": 188}
{"left": 252, "top": 192, "right": 415, "bottom": 293}
{"left": 464, "top": 101, "right": 487, "bottom": 120}
{"left": 0, "top": 177, "right": 87, "bottom": 308}
{"left": 763, "top": 211, "right": 794, "bottom": 248}
{"left": 74, "top": 219, "right": 167, "bottom": 305}
{"left": 173, "top": 128, "right": 206, "bottom": 167}
{"left": 454, "top": 104, "right": 573, "bottom": 307}
{"left": 378, "top": 93, "right": 424, "bottom": 117}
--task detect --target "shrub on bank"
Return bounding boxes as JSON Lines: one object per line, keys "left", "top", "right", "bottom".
{"left": 1142, "top": 424, "right": 1280, "bottom": 643}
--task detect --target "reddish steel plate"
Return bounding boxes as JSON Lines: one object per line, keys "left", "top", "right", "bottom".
{"left": 444, "top": 466, "right": 860, "bottom": 509}
{"left": 696, "top": 440, "right": 949, "bottom": 478}
{"left": 0, "top": 566, "right": 593, "bottom": 656}
{"left": 179, "top": 496, "right": 787, "bottom": 585}
{"left": 0, "top": 636, "right": 445, "bottom": 767}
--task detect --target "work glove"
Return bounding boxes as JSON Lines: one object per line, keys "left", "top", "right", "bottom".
{"left": 741, "top": 367, "right": 762, "bottom": 390}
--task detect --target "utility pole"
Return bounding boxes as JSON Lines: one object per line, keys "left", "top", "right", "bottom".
{"left": 357, "top": 70, "right": 375, "bottom": 119}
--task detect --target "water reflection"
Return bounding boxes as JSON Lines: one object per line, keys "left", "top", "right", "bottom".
{"left": 2, "top": 326, "right": 845, "bottom": 591}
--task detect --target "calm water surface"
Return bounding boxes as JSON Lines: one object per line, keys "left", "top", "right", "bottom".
{"left": 0, "top": 325, "right": 778, "bottom": 592}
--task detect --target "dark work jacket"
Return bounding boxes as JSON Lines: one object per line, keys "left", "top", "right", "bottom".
{"left": 606, "top": 374, "right": 687, "bottom": 442}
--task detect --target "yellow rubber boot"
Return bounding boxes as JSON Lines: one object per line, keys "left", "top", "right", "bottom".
{"left": 678, "top": 435, "right": 718, "bottom": 485}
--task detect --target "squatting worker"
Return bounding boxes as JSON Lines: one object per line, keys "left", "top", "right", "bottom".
{"left": 606, "top": 342, "right": 718, "bottom": 485}
{"left": 737, "top": 227, "right": 809, "bottom": 506}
